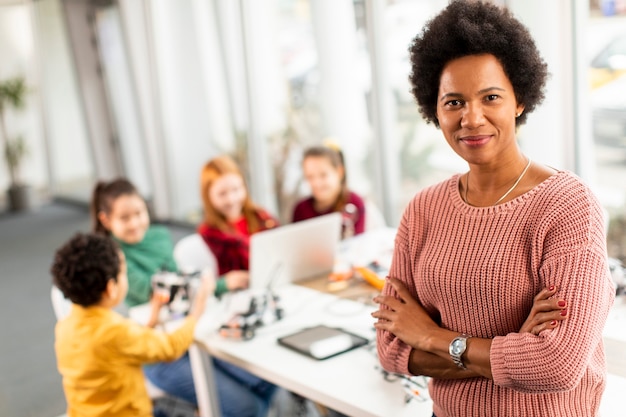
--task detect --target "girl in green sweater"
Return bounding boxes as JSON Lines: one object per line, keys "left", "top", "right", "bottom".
{"left": 91, "top": 178, "right": 276, "bottom": 417}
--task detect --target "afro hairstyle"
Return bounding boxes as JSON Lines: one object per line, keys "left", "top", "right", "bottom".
{"left": 51, "top": 233, "right": 121, "bottom": 307}
{"left": 408, "top": 0, "right": 549, "bottom": 127}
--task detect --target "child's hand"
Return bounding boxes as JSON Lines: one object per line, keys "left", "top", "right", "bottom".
{"left": 224, "top": 270, "right": 249, "bottom": 291}
{"left": 519, "top": 286, "right": 568, "bottom": 335}
{"left": 189, "top": 271, "right": 216, "bottom": 319}
{"left": 146, "top": 290, "right": 169, "bottom": 328}
{"left": 196, "top": 270, "right": 217, "bottom": 301}
{"left": 151, "top": 288, "right": 170, "bottom": 306}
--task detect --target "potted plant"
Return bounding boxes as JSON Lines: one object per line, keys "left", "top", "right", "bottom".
{"left": 0, "top": 76, "right": 32, "bottom": 211}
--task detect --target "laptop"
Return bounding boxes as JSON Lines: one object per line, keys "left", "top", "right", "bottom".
{"left": 248, "top": 212, "right": 342, "bottom": 291}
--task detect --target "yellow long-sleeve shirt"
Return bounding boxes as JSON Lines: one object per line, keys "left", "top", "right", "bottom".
{"left": 55, "top": 304, "right": 196, "bottom": 417}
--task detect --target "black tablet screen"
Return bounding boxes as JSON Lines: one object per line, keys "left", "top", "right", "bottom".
{"left": 277, "top": 325, "right": 369, "bottom": 360}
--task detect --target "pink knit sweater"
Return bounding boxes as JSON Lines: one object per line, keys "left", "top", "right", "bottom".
{"left": 377, "top": 171, "right": 615, "bottom": 417}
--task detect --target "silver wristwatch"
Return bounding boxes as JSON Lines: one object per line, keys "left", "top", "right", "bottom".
{"left": 449, "top": 334, "right": 470, "bottom": 369}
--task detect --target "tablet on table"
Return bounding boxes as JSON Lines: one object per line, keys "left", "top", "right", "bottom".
{"left": 277, "top": 324, "right": 369, "bottom": 360}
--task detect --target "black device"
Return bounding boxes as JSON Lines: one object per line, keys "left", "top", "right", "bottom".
{"left": 219, "top": 263, "right": 285, "bottom": 340}
{"left": 277, "top": 324, "right": 369, "bottom": 360}
{"left": 151, "top": 269, "right": 199, "bottom": 317}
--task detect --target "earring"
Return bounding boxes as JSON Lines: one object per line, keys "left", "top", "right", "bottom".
{"left": 515, "top": 113, "right": 521, "bottom": 118}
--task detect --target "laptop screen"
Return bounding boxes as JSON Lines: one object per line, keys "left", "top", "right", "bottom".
{"left": 248, "top": 212, "right": 342, "bottom": 291}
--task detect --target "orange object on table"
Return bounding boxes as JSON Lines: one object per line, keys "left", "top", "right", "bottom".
{"left": 354, "top": 266, "right": 386, "bottom": 290}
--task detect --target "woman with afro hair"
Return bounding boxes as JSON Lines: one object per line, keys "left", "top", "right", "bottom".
{"left": 372, "top": 2, "right": 614, "bottom": 416}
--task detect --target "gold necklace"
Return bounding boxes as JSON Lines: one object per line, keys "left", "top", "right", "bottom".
{"left": 464, "top": 157, "right": 532, "bottom": 206}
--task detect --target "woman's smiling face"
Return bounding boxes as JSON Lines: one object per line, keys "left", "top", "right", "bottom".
{"left": 436, "top": 53, "right": 525, "bottom": 166}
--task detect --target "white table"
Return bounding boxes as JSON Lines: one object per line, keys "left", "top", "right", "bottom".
{"left": 191, "top": 289, "right": 626, "bottom": 417}
{"left": 603, "top": 297, "right": 626, "bottom": 343}
{"left": 131, "top": 226, "right": 626, "bottom": 416}
{"left": 133, "top": 288, "right": 626, "bottom": 417}
{"left": 131, "top": 228, "right": 431, "bottom": 416}
{"left": 193, "top": 284, "right": 433, "bottom": 417}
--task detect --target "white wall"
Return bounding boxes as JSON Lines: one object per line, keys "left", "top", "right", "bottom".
{"left": 0, "top": 4, "right": 48, "bottom": 191}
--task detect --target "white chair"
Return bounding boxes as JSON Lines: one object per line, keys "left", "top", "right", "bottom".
{"left": 364, "top": 199, "right": 387, "bottom": 231}
{"left": 50, "top": 285, "right": 168, "bottom": 400}
{"left": 174, "top": 233, "right": 218, "bottom": 275}
{"left": 51, "top": 285, "right": 72, "bottom": 320}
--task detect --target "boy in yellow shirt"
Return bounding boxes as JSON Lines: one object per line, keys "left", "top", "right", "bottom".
{"left": 51, "top": 233, "right": 214, "bottom": 417}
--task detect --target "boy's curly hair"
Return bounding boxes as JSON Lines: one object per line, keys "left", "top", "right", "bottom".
{"left": 408, "top": 0, "right": 548, "bottom": 127}
{"left": 51, "top": 233, "right": 120, "bottom": 307}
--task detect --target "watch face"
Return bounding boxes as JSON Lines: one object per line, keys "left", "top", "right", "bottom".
{"left": 451, "top": 339, "right": 466, "bottom": 355}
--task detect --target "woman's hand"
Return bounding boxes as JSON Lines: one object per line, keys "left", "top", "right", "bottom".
{"left": 372, "top": 277, "right": 440, "bottom": 350}
{"left": 519, "top": 286, "right": 568, "bottom": 335}
{"left": 224, "top": 270, "right": 249, "bottom": 291}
